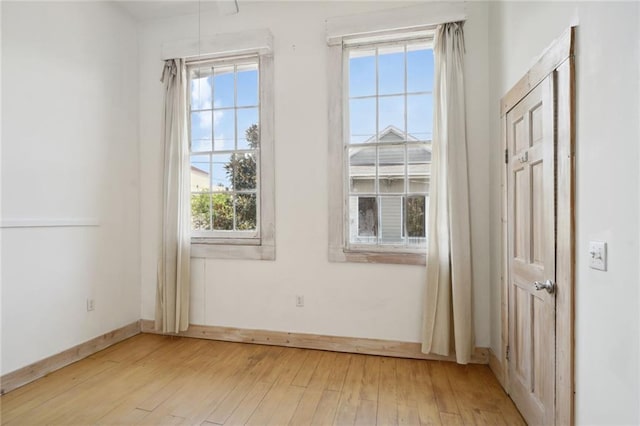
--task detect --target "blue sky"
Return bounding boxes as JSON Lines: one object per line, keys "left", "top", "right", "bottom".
{"left": 190, "top": 47, "right": 434, "bottom": 189}
{"left": 349, "top": 46, "right": 434, "bottom": 143}
{"left": 190, "top": 65, "right": 258, "bottom": 188}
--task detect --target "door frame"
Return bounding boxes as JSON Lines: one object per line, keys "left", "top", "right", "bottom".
{"left": 500, "top": 27, "right": 576, "bottom": 426}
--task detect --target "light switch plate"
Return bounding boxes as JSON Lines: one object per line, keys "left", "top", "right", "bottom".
{"left": 589, "top": 241, "right": 607, "bottom": 271}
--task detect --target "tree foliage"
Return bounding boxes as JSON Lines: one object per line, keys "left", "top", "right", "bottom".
{"left": 191, "top": 124, "right": 259, "bottom": 231}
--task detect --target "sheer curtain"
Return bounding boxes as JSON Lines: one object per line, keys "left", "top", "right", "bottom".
{"left": 421, "top": 22, "right": 474, "bottom": 364}
{"left": 156, "top": 59, "right": 191, "bottom": 333}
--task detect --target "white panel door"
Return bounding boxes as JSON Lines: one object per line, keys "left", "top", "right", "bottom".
{"left": 507, "top": 74, "right": 556, "bottom": 426}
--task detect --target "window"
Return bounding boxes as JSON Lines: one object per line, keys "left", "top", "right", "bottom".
{"left": 187, "top": 52, "right": 275, "bottom": 260}
{"left": 328, "top": 30, "right": 434, "bottom": 265}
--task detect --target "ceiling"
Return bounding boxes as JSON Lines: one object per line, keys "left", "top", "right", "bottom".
{"left": 116, "top": 1, "right": 234, "bottom": 21}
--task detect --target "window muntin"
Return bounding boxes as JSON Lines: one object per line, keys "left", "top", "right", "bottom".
{"left": 188, "top": 57, "right": 260, "bottom": 240}
{"left": 346, "top": 40, "right": 433, "bottom": 251}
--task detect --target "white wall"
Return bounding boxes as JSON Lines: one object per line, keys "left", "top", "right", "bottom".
{"left": 488, "top": 2, "right": 640, "bottom": 424}
{"left": 0, "top": 1, "right": 140, "bottom": 375}
{"left": 139, "top": 1, "right": 492, "bottom": 346}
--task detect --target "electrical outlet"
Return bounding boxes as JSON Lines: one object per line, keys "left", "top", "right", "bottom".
{"left": 295, "top": 295, "right": 304, "bottom": 307}
{"left": 87, "top": 298, "right": 95, "bottom": 312}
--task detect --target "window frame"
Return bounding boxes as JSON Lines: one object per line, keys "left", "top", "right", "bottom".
{"left": 328, "top": 28, "right": 434, "bottom": 266}
{"left": 188, "top": 52, "right": 275, "bottom": 261}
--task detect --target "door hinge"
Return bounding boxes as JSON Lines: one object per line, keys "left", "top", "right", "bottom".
{"left": 505, "top": 345, "right": 510, "bottom": 361}
{"left": 504, "top": 148, "right": 509, "bottom": 164}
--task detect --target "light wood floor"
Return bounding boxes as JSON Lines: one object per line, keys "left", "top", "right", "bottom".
{"left": 0, "top": 334, "right": 525, "bottom": 425}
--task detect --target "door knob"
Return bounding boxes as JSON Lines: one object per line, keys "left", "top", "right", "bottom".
{"left": 533, "top": 279, "right": 555, "bottom": 294}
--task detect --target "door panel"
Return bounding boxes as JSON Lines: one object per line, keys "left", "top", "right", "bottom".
{"left": 507, "top": 75, "right": 556, "bottom": 426}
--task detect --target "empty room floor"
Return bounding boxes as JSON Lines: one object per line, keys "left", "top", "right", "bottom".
{"left": 0, "top": 334, "right": 524, "bottom": 425}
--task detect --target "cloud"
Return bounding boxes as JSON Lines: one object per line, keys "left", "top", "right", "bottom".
{"left": 191, "top": 76, "right": 211, "bottom": 109}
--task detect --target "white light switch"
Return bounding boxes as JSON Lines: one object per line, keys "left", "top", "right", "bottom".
{"left": 588, "top": 241, "right": 607, "bottom": 271}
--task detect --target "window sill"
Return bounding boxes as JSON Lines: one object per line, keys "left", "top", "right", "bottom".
{"left": 192, "top": 242, "right": 275, "bottom": 261}
{"left": 328, "top": 247, "right": 426, "bottom": 266}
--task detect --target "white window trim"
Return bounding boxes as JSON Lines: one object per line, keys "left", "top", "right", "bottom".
{"left": 327, "top": 29, "right": 439, "bottom": 266}
{"left": 182, "top": 34, "right": 275, "bottom": 261}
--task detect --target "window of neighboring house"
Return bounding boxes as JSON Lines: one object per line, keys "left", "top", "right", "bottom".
{"left": 187, "top": 52, "right": 275, "bottom": 260}
{"left": 328, "top": 30, "right": 434, "bottom": 265}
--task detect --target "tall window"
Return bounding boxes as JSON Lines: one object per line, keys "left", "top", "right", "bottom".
{"left": 188, "top": 57, "right": 260, "bottom": 240}
{"left": 346, "top": 39, "right": 434, "bottom": 251}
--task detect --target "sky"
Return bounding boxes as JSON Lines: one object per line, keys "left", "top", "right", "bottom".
{"left": 189, "top": 46, "right": 434, "bottom": 191}
{"left": 190, "top": 64, "right": 258, "bottom": 190}
{"left": 349, "top": 46, "right": 434, "bottom": 143}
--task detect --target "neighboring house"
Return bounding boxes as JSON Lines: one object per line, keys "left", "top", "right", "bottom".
{"left": 348, "top": 125, "right": 431, "bottom": 246}
{"left": 191, "top": 165, "right": 210, "bottom": 192}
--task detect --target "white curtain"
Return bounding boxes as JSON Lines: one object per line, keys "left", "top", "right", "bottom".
{"left": 421, "top": 22, "right": 474, "bottom": 364}
{"left": 156, "top": 59, "right": 191, "bottom": 333}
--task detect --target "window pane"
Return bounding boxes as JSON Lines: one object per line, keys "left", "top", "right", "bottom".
{"left": 349, "top": 49, "right": 376, "bottom": 97}
{"left": 408, "top": 145, "right": 430, "bottom": 193}
{"left": 378, "top": 46, "right": 404, "bottom": 95}
{"left": 213, "top": 110, "right": 235, "bottom": 151}
{"left": 191, "top": 111, "right": 212, "bottom": 142}
{"left": 379, "top": 196, "right": 403, "bottom": 244}
{"left": 212, "top": 154, "right": 233, "bottom": 191}
{"left": 349, "top": 98, "right": 376, "bottom": 143}
{"left": 237, "top": 63, "right": 258, "bottom": 107}
{"left": 232, "top": 152, "right": 257, "bottom": 191}
{"left": 407, "top": 94, "right": 433, "bottom": 141}
{"left": 378, "top": 145, "right": 405, "bottom": 194}
{"left": 349, "top": 147, "right": 375, "bottom": 193}
{"left": 190, "top": 154, "right": 211, "bottom": 192}
{"left": 212, "top": 192, "right": 233, "bottom": 230}
{"left": 236, "top": 193, "right": 257, "bottom": 230}
{"left": 378, "top": 95, "right": 405, "bottom": 137}
{"left": 406, "top": 195, "right": 426, "bottom": 238}
{"left": 190, "top": 68, "right": 212, "bottom": 110}
{"left": 407, "top": 46, "right": 433, "bottom": 93}
{"left": 213, "top": 66, "right": 234, "bottom": 108}
{"left": 358, "top": 197, "right": 378, "bottom": 238}
{"left": 191, "top": 193, "right": 211, "bottom": 230}
{"left": 237, "top": 108, "right": 259, "bottom": 150}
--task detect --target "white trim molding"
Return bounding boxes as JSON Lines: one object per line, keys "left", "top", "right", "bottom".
{"left": 162, "top": 29, "right": 273, "bottom": 60}
{"left": 325, "top": 2, "right": 465, "bottom": 45}
{"left": 0, "top": 218, "right": 100, "bottom": 229}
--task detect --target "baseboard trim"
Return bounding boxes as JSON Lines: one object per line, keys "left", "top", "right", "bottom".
{"left": 140, "top": 320, "right": 488, "bottom": 364}
{"left": 488, "top": 347, "right": 505, "bottom": 389}
{"left": 0, "top": 320, "right": 141, "bottom": 395}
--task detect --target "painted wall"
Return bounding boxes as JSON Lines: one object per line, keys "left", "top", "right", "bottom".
{"left": 0, "top": 1, "right": 140, "bottom": 374}
{"left": 139, "top": 1, "right": 492, "bottom": 346}
{"left": 488, "top": 2, "right": 640, "bottom": 424}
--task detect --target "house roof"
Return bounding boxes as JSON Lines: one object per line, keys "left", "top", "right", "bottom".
{"left": 350, "top": 126, "right": 432, "bottom": 166}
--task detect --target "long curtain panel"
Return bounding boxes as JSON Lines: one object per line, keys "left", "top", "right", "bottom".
{"left": 156, "top": 59, "right": 191, "bottom": 333}
{"left": 421, "top": 22, "right": 474, "bottom": 364}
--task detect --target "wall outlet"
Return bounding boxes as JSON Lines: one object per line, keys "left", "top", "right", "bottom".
{"left": 588, "top": 241, "right": 607, "bottom": 271}
{"left": 86, "top": 298, "right": 95, "bottom": 311}
{"left": 295, "top": 295, "right": 304, "bottom": 307}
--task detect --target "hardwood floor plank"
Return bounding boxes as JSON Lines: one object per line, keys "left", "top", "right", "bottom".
{"left": 291, "top": 349, "right": 323, "bottom": 388}
{"left": 219, "top": 381, "right": 272, "bottom": 426}
{"left": 430, "top": 361, "right": 460, "bottom": 416}
{"left": 333, "top": 354, "right": 366, "bottom": 425}
{"left": 413, "top": 360, "right": 442, "bottom": 425}
{"left": 377, "top": 357, "right": 398, "bottom": 425}
{"left": 439, "top": 412, "right": 464, "bottom": 426}
{"left": 0, "top": 335, "right": 524, "bottom": 426}
{"left": 353, "top": 398, "right": 377, "bottom": 426}
{"left": 326, "top": 352, "right": 351, "bottom": 392}
{"left": 310, "top": 389, "right": 340, "bottom": 425}
{"left": 359, "top": 355, "right": 381, "bottom": 402}
{"left": 398, "top": 403, "right": 421, "bottom": 425}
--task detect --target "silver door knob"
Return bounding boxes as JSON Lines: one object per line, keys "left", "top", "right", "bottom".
{"left": 533, "top": 279, "right": 555, "bottom": 294}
